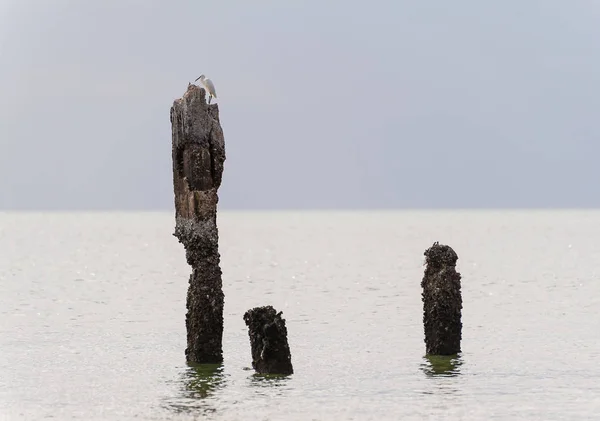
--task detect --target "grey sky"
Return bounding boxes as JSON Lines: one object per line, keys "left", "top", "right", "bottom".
{"left": 1, "top": 1, "right": 599, "bottom": 210}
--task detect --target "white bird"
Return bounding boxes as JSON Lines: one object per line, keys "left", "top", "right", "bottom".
{"left": 194, "top": 74, "right": 217, "bottom": 104}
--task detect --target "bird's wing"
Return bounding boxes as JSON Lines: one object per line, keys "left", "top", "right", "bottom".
{"left": 205, "top": 79, "right": 217, "bottom": 98}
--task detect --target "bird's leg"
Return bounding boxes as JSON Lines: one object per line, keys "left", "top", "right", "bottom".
{"left": 208, "top": 95, "right": 212, "bottom": 105}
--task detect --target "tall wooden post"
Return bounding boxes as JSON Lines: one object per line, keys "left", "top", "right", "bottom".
{"left": 170, "top": 84, "right": 226, "bottom": 363}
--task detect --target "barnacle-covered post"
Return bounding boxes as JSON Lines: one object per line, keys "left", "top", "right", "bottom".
{"left": 170, "top": 84, "right": 226, "bottom": 363}
{"left": 243, "top": 306, "right": 294, "bottom": 375}
{"left": 421, "top": 242, "right": 462, "bottom": 355}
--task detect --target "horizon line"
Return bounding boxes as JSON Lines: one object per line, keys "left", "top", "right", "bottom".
{"left": 1, "top": 207, "right": 600, "bottom": 213}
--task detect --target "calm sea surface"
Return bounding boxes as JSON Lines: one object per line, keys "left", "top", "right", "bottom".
{"left": 1, "top": 211, "right": 599, "bottom": 420}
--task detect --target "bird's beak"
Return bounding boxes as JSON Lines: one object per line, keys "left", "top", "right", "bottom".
{"left": 194, "top": 76, "right": 201, "bottom": 82}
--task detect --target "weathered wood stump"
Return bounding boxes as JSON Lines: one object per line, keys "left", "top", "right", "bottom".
{"left": 243, "top": 306, "right": 294, "bottom": 375}
{"left": 421, "top": 242, "right": 462, "bottom": 355}
{"left": 170, "top": 84, "right": 226, "bottom": 363}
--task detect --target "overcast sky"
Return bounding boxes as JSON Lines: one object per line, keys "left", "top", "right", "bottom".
{"left": 1, "top": 1, "right": 600, "bottom": 210}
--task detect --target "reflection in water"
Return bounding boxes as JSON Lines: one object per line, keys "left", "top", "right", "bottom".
{"left": 184, "top": 363, "right": 226, "bottom": 399}
{"left": 419, "top": 355, "right": 464, "bottom": 397}
{"left": 163, "top": 363, "right": 227, "bottom": 415}
{"left": 248, "top": 372, "right": 292, "bottom": 397}
{"left": 420, "top": 354, "right": 463, "bottom": 377}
